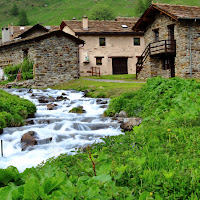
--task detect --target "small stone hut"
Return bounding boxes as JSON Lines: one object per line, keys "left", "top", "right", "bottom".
{"left": 0, "top": 27, "right": 84, "bottom": 87}
{"left": 133, "top": 3, "right": 200, "bottom": 79}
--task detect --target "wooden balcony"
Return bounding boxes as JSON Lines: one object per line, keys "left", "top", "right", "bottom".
{"left": 149, "top": 40, "right": 176, "bottom": 57}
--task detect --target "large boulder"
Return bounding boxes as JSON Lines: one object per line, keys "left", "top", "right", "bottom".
{"left": 119, "top": 117, "right": 143, "bottom": 131}
{"left": 21, "top": 131, "right": 38, "bottom": 151}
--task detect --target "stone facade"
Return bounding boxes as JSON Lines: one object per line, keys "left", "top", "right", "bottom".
{"left": 138, "top": 12, "right": 200, "bottom": 79}
{"left": 0, "top": 31, "right": 83, "bottom": 87}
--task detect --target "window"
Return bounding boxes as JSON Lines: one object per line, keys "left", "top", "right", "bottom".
{"left": 163, "top": 59, "right": 170, "bottom": 70}
{"left": 96, "top": 57, "right": 103, "bottom": 65}
{"left": 22, "top": 48, "right": 29, "bottom": 59}
{"left": 153, "top": 29, "right": 159, "bottom": 42}
{"left": 99, "top": 38, "right": 106, "bottom": 46}
{"left": 134, "top": 38, "right": 140, "bottom": 46}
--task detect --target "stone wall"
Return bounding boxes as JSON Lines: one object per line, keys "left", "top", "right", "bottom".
{"left": 139, "top": 14, "right": 200, "bottom": 79}
{"left": 0, "top": 34, "right": 80, "bottom": 87}
{"left": 33, "top": 35, "right": 79, "bottom": 87}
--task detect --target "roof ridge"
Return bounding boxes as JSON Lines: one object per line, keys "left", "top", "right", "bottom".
{"left": 152, "top": 2, "right": 200, "bottom": 8}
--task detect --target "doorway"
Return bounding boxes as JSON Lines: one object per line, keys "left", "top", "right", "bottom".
{"left": 112, "top": 57, "right": 128, "bottom": 74}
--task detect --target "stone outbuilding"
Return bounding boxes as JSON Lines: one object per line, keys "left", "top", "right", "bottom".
{"left": 133, "top": 3, "right": 200, "bottom": 79}
{"left": 0, "top": 25, "right": 84, "bottom": 87}
{"left": 60, "top": 17, "right": 144, "bottom": 76}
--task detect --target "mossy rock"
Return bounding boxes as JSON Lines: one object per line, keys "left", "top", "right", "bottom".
{"left": 69, "top": 106, "right": 86, "bottom": 113}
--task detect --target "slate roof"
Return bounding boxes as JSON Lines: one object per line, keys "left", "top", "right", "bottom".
{"left": 0, "top": 30, "right": 84, "bottom": 49}
{"left": 11, "top": 25, "right": 59, "bottom": 40}
{"left": 133, "top": 3, "right": 200, "bottom": 31}
{"left": 153, "top": 3, "right": 200, "bottom": 19}
{"left": 60, "top": 18, "right": 142, "bottom": 35}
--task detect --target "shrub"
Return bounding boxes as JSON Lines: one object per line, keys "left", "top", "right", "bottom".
{"left": 0, "top": 89, "right": 36, "bottom": 130}
{"left": 4, "top": 59, "right": 34, "bottom": 82}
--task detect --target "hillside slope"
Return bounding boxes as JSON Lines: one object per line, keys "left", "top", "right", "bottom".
{"left": 0, "top": 0, "right": 200, "bottom": 31}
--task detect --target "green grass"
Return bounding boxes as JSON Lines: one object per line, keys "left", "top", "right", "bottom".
{"left": 82, "top": 74, "right": 137, "bottom": 81}
{"left": 0, "top": 0, "right": 199, "bottom": 37}
{"left": 50, "top": 78, "right": 145, "bottom": 98}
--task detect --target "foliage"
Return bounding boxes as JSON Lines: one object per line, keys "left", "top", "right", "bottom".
{"left": 4, "top": 59, "right": 34, "bottom": 82}
{"left": 105, "top": 77, "right": 200, "bottom": 126}
{"left": 18, "top": 10, "right": 29, "bottom": 26}
{"left": 136, "top": 0, "right": 152, "bottom": 16}
{"left": 0, "top": 89, "right": 36, "bottom": 131}
{"left": 88, "top": 4, "right": 114, "bottom": 20}
{"left": 10, "top": 3, "right": 19, "bottom": 16}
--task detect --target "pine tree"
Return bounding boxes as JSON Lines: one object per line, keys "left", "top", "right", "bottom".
{"left": 18, "top": 10, "right": 29, "bottom": 26}
{"left": 10, "top": 3, "right": 19, "bottom": 16}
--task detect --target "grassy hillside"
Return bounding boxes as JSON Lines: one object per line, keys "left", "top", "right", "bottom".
{"left": 0, "top": 0, "right": 199, "bottom": 30}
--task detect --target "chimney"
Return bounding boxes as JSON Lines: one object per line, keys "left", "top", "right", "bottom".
{"left": 2, "top": 26, "right": 10, "bottom": 43}
{"left": 10, "top": 23, "right": 13, "bottom": 35}
{"left": 82, "top": 15, "right": 88, "bottom": 30}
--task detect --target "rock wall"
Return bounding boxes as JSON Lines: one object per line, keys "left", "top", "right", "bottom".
{"left": 139, "top": 14, "right": 200, "bottom": 79}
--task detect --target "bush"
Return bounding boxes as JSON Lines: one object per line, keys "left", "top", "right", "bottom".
{"left": 0, "top": 89, "right": 36, "bottom": 130}
{"left": 4, "top": 59, "right": 34, "bottom": 82}
{"left": 105, "top": 77, "right": 200, "bottom": 126}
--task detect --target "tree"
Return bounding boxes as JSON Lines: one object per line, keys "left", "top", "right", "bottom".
{"left": 10, "top": 3, "right": 19, "bottom": 16}
{"left": 136, "top": 0, "right": 152, "bottom": 16}
{"left": 88, "top": 4, "right": 115, "bottom": 20}
{"left": 18, "top": 10, "right": 29, "bottom": 26}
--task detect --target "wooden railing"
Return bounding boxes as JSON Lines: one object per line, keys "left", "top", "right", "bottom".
{"left": 150, "top": 40, "right": 176, "bottom": 56}
{"left": 87, "top": 67, "right": 100, "bottom": 77}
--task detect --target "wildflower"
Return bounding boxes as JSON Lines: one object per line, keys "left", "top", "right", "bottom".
{"left": 150, "top": 192, "right": 153, "bottom": 196}
{"left": 167, "top": 129, "right": 171, "bottom": 132}
{"left": 176, "top": 159, "right": 179, "bottom": 163}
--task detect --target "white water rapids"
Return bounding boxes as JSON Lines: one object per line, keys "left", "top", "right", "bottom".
{"left": 0, "top": 88, "right": 122, "bottom": 172}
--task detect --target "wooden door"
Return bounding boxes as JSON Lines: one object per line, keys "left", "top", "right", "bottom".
{"left": 112, "top": 58, "right": 128, "bottom": 74}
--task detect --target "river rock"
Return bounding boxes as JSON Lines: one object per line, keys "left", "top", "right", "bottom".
{"left": 37, "top": 137, "right": 52, "bottom": 145}
{"left": 25, "top": 119, "right": 35, "bottom": 125}
{"left": 21, "top": 131, "right": 38, "bottom": 151}
{"left": 96, "top": 99, "right": 108, "bottom": 104}
{"left": 27, "top": 89, "right": 33, "bottom": 93}
{"left": 47, "top": 104, "right": 57, "bottom": 110}
{"left": 39, "top": 96, "right": 55, "bottom": 103}
{"left": 119, "top": 117, "right": 143, "bottom": 131}
{"left": 56, "top": 96, "right": 69, "bottom": 101}
{"left": 0, "top": 129, "right": 3, "bottom": 134}
{"left": 69, "top": 106, "right": 86, "bottom": 113}
{"left": 118, "top": 110, "right": 128, "bottom": 118}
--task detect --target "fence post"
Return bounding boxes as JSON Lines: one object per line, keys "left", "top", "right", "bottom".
{"left": 1, "top": 140, "right": 3, "bottom": 157}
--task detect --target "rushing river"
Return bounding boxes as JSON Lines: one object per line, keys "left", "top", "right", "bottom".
{"left": 0, "top": 88, "right": 122, "bottom": 172}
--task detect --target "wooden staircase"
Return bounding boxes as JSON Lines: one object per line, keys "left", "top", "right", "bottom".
{"left": 136, "top": 44, "right": 150, "bottom": 79}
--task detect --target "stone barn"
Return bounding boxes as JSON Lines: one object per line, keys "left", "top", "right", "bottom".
{"left": 0, "top": 28, "right": 84, "bottom": 87}
{"left": 133, "top": 3, "right": 200, "bottom": 79}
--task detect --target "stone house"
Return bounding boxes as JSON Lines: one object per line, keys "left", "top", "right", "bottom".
{"left": 60, "top": 17, "right": 144, "bottom": 76}
{"left": 132, "top": 3, "right": 200, "bottom": 79}
{"left": 0, "top": 25, "right": 84, "bottom": 87}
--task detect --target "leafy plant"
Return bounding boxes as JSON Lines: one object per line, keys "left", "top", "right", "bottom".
{"left": 4, "top": 59, "right": 33, "bottom": 82}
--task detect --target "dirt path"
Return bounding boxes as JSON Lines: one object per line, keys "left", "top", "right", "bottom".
{"left": 82, "top": 78, "right": 146, "bottom": 83}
